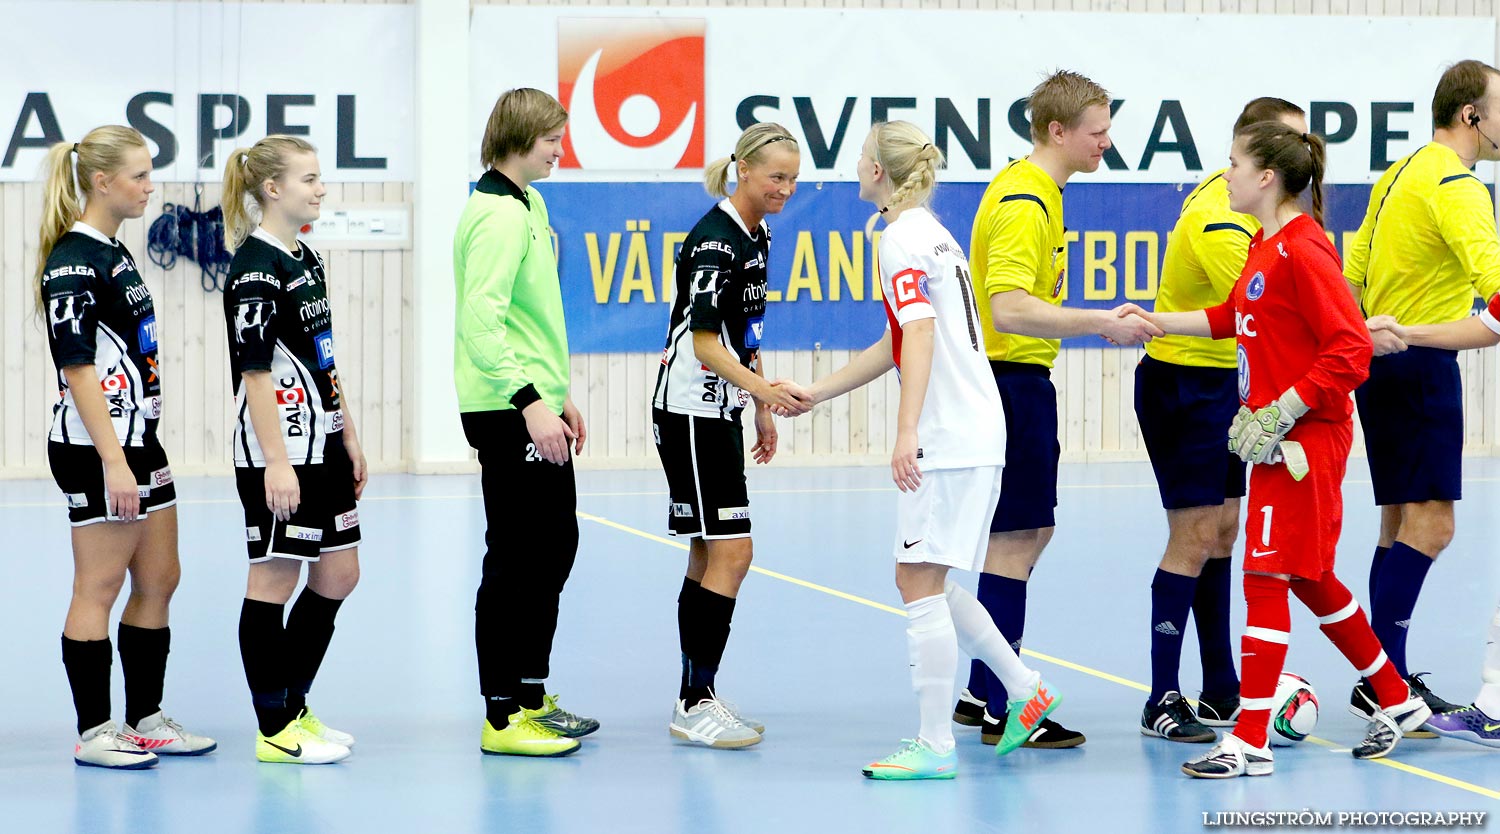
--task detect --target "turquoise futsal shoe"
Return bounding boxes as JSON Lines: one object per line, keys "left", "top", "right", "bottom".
{"left": 862, "top": 738, "right": 957, "bottom": 780}
{"left": 997, "top": 677, "right": 1062, "bottom": 756}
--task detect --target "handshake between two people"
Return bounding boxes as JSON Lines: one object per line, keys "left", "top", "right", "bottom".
{"left": 1364, "top": 315, "right": 1410, "bottom": 356}
{"left": 761, "top": 379, "right": 817, "bottom": 419}
{"left": 1103, "top": 303, "right": 1165, "bottom": 346}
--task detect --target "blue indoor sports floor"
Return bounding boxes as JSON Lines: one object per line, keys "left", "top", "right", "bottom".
{"left": 2, "top": 460, "right": 1498, "bottom": 833}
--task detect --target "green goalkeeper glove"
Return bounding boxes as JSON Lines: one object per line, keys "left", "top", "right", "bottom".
{"left": 1232, "top": 388, "right": 1309, "bottom": 464}
{"left": 1227, "top": 406, "right": 1253, "bottom": 453}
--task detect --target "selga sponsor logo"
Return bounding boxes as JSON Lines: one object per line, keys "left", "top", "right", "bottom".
{"left": 44, "top": 264, "right": 91, "bottom": 283}
{"left": 237, "top": 271, "right": 281, "bottom": 289}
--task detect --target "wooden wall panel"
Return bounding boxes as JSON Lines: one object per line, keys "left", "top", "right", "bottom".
{"left": 0, "top": 180, "right": 413, "bottom": 476}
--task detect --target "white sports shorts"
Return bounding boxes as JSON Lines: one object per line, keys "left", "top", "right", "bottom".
{"left": 892, "top": 465, "right": 1003, "bottom": 571}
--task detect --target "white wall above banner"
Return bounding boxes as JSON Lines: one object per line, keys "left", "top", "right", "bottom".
{"left": 0, "top": 1, "right": 414, "bottom": 182}
{"left": 471, "top": 7, "right": 1494, "bottom": 184}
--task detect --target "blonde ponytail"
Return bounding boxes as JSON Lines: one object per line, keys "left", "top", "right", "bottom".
{"left": 871, "top": 121, "right": 944, "bottom": 213}
{"left": 704, "top": 155, "right": 734, "bottom": 199}
{"left": 220, "top": 134, "right": 318, "bottom": 252}
{"left": 35, "top": 125, "right": 148, "bottom": 314}
{"left": 221, "top": 147, "right": 256, "bottom": 251}
{"left": 703, "top": 122, "right": 798, "bottom": 199}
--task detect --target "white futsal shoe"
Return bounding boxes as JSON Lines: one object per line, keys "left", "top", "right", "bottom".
{"left": 122, "top": 711, "right": 217, "bottom": 756}
{"left": 75, "top": 721, "right": 158, "bottom": 770}
{"left": 670, "top": 697, "right": 762, "bottom": 749}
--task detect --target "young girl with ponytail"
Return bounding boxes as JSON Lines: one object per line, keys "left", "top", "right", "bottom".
{"left": 39, "top": 125, "right": 215, "bottom": 769}
{"left": 221, "top": 136, "right": 365, "bottom": 765}
{"left": 777, "top": 122, "right": 1059, "bottom": 780}
{"left": 1119, "top": 121, "right": 1433, "bottom": 777}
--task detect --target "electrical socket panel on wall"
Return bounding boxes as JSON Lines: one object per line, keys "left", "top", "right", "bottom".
{"left": 303, "top": 205, "right": 410, "bottom": 249}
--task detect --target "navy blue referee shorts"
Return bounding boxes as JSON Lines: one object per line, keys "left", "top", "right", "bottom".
{"left": 989, "top": 361, "right": 1060, "bottom": 533}
{"left": 1355, "top": 345, "right": 1463, "bottom": 506}
{"left": 1134, "top": 355, "right": 1247, "bottom": 511}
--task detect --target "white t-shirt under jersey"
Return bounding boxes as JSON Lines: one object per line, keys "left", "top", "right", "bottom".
{"left": 880, "top": 207, "right": 1007, "bottom": 470}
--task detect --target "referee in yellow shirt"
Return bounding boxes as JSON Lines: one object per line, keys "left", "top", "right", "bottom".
{"left": 1346, "top": 59, "right": 1500, "bottom": 722}
{"left": 950, "top": 70, "right": 1160, "bottom": 749}
{"left": 1136, "top": 98, "right": 1307, "bottom": 744}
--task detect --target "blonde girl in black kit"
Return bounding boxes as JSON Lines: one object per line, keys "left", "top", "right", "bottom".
{"left": 39, "top": 125, "right": 215, "bottom": 769}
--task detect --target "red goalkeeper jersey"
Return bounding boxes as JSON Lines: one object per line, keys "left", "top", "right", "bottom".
{"left": 1204, "top": 214, "right": 1372, "bottom": 424}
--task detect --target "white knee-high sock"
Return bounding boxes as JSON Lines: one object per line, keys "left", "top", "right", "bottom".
{"left": 1476, "top": 603, "right": 1500, "bottom": 717}
{"left": 944, "top": 580, "right": 1040, "bottom": 699}
{"left": 905, "top": 594, "right": 957, "bottom": 753}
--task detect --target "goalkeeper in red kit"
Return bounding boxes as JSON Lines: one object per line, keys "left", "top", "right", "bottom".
{"left": 1119, "top": 120, "right": 1431, "bottom": 778}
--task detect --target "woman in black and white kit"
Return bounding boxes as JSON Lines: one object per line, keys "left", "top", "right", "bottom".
{"left": 653, "top": 122, "right": 809, "bottom": 749}
{"left": 222, "top": 135, "right": 366, "bottom": 765}
{"left": 38, "top": 125, "right": 215, "bottom": 768}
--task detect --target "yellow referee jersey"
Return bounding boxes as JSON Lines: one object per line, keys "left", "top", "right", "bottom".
{"left": 969, "top": 157, "right": 1066, "bottom": 368}
{"left": 1345, "top": 142, "right": 1500, "bottom": 324}
{"left": 1146, "top": 170, "right": 1260, "bottom": 369}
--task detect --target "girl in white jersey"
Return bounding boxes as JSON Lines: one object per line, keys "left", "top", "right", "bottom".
{"left": 780, "top": 122, "right": 1060, "bottom": 779}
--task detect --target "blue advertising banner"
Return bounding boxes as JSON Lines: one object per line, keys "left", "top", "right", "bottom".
{"left": 541, "top": 180, "right": 1389, "bottom": 353}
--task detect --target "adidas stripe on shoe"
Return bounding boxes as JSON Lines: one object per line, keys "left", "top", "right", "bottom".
{"left": 669, "top": 698, "right": 760, "bottom": 749}
{"left": 1141, "top": 692, "right": 1216, "bottom": 743}
{"left": 1181, "top": 732, "right": 1273, "bottom": 778}
{"left": 1353, "top": 689, "right": 1432, "bottom": 760}
{"left": 1350, "top": 679, "right": 1435, "bottom": 738}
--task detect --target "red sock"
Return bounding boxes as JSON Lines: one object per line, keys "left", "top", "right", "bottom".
{"left": 1291, "top": 571, "right": 1407, "bottom": 708}
{"left": 1234, "top": 573, "right": 1291, "bottom": 749}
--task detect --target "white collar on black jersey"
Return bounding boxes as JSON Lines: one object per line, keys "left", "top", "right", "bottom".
{"left": 251, "top": 226, "right": 305, "bottom": 260}
{"left": 716, "top": 199, "right": 768, "bottom": 239}
{"left": 70, "top": 221, "right": 117, "bottom": 247}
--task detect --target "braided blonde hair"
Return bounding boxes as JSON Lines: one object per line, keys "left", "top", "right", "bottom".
{"left": 870, "top": 121, "right": 945, "bottom": 213}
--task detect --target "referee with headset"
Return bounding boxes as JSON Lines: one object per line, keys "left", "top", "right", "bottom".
{"left": 1345, "top": 59, "right": 1500, "bottom": 726}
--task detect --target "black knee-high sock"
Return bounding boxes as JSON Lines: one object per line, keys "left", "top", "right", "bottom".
{"left": 117, "top": 624, "right": 170, "bottom": 727}
{"left": 677, "top": 576, "right": 700, "bottom": 700}
{"left": 239, "top": 599, "right": 296, "bottom": 737}
{"left": 62, "top": 636, "right": 112, "bottom": 735}
{"left": 283, "top": 589, "right": 344, "bottom": 714}
{"left": 680, "top": 583, "right": 736, "bottom": 706}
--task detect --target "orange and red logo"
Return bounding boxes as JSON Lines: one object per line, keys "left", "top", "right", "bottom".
{"left": 275, "top": 387, "right": 307, "bottom": 406}
{"left": 557, "top": 17, "right": 705, "bottom": 170}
